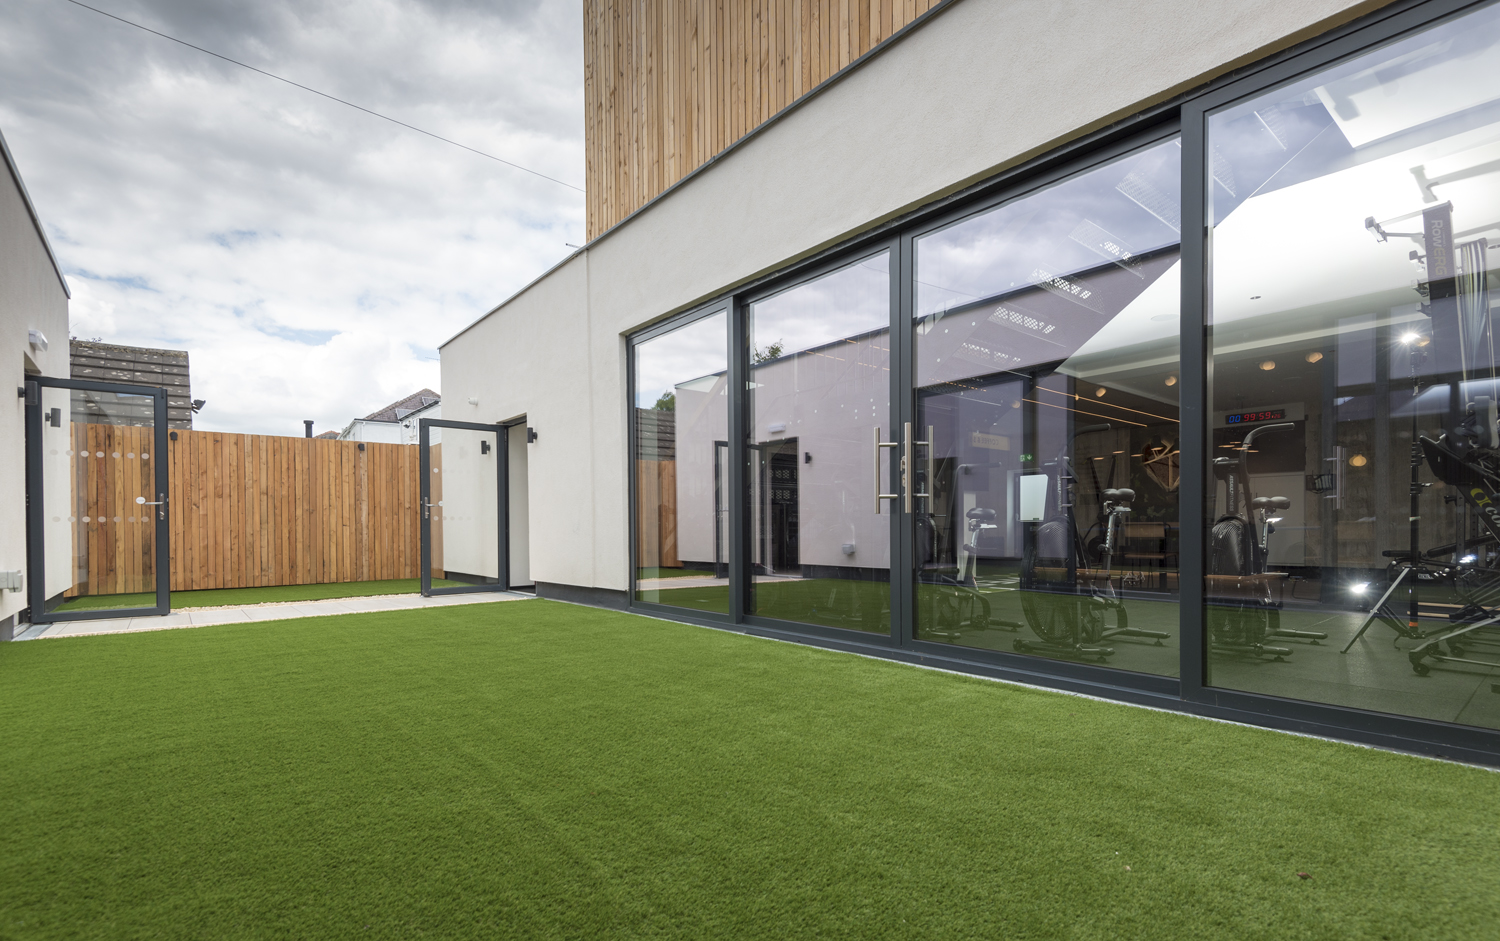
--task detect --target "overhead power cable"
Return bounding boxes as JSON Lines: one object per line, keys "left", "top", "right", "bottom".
{"left": 61, "top": 0, "right": 585, "bottom": 193}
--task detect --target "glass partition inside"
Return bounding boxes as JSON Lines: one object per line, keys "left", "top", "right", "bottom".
{"left": 746, "top": 253, "right": 891, "bottom": 633}
{"left": 1207, "top": 3, "right": 1500, "bottom": 729}
{"left": 634, "top": 311, "right": 730, "bottom": 613}
{"left": 912, "top": 138, "right": 1182, "bottom": 674}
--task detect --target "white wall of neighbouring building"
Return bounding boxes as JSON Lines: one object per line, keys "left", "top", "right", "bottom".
{"left": 1, "top": 128, "right": 70, "bottom": 637}
{"left": 440, "top": 0, "right": 1396, "bottom": 598}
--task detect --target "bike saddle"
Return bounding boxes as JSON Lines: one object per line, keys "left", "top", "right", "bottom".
{"left": 1102, "top": 488, "right": 1135, "bottom": 503}
{"left": 966, "top": 507, "right": 997, "bottom": 521}
{"left": 1250, "top": 496, "right": 1291, "bottom": 510}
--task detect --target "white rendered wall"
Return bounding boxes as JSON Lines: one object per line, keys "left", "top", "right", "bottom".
{"left": 1, "top": 137, "right": 70, "bottom": 629}
{"left": 441, "top": 0, "right": 1391, "bottom": 595}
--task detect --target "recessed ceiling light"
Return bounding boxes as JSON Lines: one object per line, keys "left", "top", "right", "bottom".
{"left": 1259, "top": 360, "right": 1276, "bottom": 371}
{"left": 1165, "top": 375, "right": 1178, "bottom": 386}
{"left": 1349, "top": 454, "right": 1368, "bottom": 467}
{"left": 1095, "top": 387, "right": 1107, "bottom": 397}
{"left": 1305, "top": 351, "right": 1323, "bottom": 363}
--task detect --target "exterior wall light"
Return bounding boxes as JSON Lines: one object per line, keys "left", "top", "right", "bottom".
{"left": 1349, "top": 454, "right": 1368, "bottom": 467}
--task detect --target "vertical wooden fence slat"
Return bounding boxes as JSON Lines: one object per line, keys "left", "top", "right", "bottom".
{"left": 67, "top": 428, "right": 421, "bottom": 595}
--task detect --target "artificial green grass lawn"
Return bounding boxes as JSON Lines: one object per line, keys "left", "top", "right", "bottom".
{"left": 55, "top": 577, "right": 463, "bottom": 612}
{"left": 2, "top": 601, "right": 1497, "bottom": 940}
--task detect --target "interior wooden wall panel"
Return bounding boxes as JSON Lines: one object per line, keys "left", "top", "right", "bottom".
{"left": 64, "top": 428, "right": 423, "bottom": 597}
{"left": 584, "top": 0, "right": 939, "bottom": 239}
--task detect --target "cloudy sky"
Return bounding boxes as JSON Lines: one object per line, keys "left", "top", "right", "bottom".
{"left": 1, "top": 0, "right": 583, "bottom": 436}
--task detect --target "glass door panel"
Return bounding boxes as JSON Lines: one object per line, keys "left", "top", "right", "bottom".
{"left": 420, "top": 421, "right": 504, "bottom": 595}
{"left": 1206, "top": 2, "right": 1500, "bottom": 730}
{"left": 633, "top": 311, "right": 731, "bottom": 613}
{"left": 30, "top": 381, "right": 168, "bottom": 621}
{"left": 747, "top": 252, "right": 891, "bottom": 633}
{"left": 911, "top": 138, "right": 1183, "bottom": 673}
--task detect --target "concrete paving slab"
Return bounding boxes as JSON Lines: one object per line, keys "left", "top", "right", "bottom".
{"left": 14, "top": 591, "right": 534, "bottom": 640}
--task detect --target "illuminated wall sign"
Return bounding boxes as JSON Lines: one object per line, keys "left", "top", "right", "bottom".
{"left": 1224, "top": 409, "right": 1287, "bottom": 425}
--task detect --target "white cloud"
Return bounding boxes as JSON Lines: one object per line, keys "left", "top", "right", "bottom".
{"left": 1, "top": 0, "right": 584, "bottom": 435}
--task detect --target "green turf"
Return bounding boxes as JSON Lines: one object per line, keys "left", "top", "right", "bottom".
{"left": 2, "top": 600, "right": 1498, "bottom": 940}
{"left": 55, "top": 577, "right": 463, "bottom": 612}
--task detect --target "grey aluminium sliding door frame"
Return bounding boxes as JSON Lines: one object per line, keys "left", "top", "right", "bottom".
{"left": 1173, "top": 0, "right": 1500, "bottom": 763}
{"left": 419, "top": 417, "right": 509, "bottom": 597}
{"left": 24, "top": 376, "right": 171, "bottom": 623}
{"left": 624, "top": 0, "right": 1500, "bottom": 765}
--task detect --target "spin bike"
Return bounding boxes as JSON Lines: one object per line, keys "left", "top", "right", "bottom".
{"left": 1206, "top": 422, "right": 1327, "bottom": 659}
{"left": 1018, "top": 424, "right": 1170, "bottom": 661}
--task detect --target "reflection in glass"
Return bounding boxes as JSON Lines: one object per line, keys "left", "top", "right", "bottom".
{"left": 47, "top": 388, "right": 160, "bottom": 614}
{"left": 1207, "top": 3, "right": 1500, "bottom": 730}
{"left": 912, "top": 138, "right": 1182, "bottom": 674}
{"left": 634, "top": 312, "right": 730, "bottom": 613}
{"left": 429, "top": 426, "right": 501, "bottom": 586}
{"left": 746, "top": 254, "right": 891, "bottom": 633}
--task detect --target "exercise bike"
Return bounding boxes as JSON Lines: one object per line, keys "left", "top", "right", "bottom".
{"left": 1206, "top": 422, "right": 1326, "bottom": 660}
{"left": 1018, "top": 424, "right": 1169, "bottom": 661}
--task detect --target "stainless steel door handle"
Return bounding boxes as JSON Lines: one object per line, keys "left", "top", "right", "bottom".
{"left": 873, "top": 427, "right": 899, "bottom": 513}
{"left": 910, "top": 424, "right": 934, "bottom": 511}
{"left": 135, "top": 493, "right": 167, "bottom": 520}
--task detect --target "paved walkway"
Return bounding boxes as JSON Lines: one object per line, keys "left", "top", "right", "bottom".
{"left": 15, "top": 591, "right": 535, "bottom": 641}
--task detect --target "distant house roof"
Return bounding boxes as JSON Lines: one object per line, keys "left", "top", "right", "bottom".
{"left": 314, "top": 430, "right": 340, "bottom": 439}
{"left": 361, "top": 389, "right": 440, "bottom": 423}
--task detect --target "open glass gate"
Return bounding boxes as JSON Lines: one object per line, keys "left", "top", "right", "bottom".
{"left": 25, "top": 377, "right": 170, "bottom": 622}
{"left": 419, "top": 418, "right": 509, "bottom": 596}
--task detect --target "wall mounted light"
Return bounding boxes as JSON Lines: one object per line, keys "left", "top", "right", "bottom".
{"left": 480, "top": 440, "right": 491, "bottom": 455}
{"left": 527, "top": 427, "right": 538, "bottom": 443}
{"left": 28, "top": 329, "right": 48, "bottom": 352}
{"left": 804, "top": 452, "right": 812, "bottom": 464}
{"left": 1349, "top": 454, "right": 1368, "bottom": 467}
{"left": 191, "top": 399, "right": 206, "bottom": 413}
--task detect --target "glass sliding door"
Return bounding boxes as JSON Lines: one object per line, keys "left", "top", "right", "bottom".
{"left": 419, "top": 419, "right": 505, "bottom": 596}
{"left": 26, "top": 378, "right": 170, "bottom": 622}
{"left": 633, "top": 310, "right": 730, "bottom": 613}
{"left": 911, "top": 138, "right": 1183, "bottom": 673}
{"left": 1206, "top": 2, "right": 1500, "bottom": 730}
{"left": 745, "top": 252, "right": 892, "bottom": 633}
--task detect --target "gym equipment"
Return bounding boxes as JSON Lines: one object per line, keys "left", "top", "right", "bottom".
{"left": 1018, "top": 424, "right": 1169, "bottom": 661}
{"left": 1205, "top": 422, "right": 1326, "bottom": 659}
{"left": 915, "top": 461, "right": 1024, "bottom": 638}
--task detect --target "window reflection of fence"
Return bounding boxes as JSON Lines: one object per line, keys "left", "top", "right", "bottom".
{"left": 636, "top": 459, "right": 679, "bottom": 569}
{"left": 66, "top": 426, "right": 421, "bottom": 596}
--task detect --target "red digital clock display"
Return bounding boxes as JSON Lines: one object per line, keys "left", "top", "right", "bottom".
{"left": 1225, "top": 409, "right": 1286, "bottom": 424}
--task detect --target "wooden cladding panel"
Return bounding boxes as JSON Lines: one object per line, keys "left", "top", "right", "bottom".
{"left": 584, "top": 0, "right": 941, "bottom": 239}
{"left": 64, "top": 427, "right": 422, "bottom": 597}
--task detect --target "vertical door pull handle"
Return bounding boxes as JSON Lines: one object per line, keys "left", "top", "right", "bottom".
{"left": 873, "top": 427, "right": 900, "bottom": 514}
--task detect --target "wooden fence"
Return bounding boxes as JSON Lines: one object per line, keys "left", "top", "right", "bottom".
{"left": 65, "top": 425, "right": 421, "bottom": 596}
